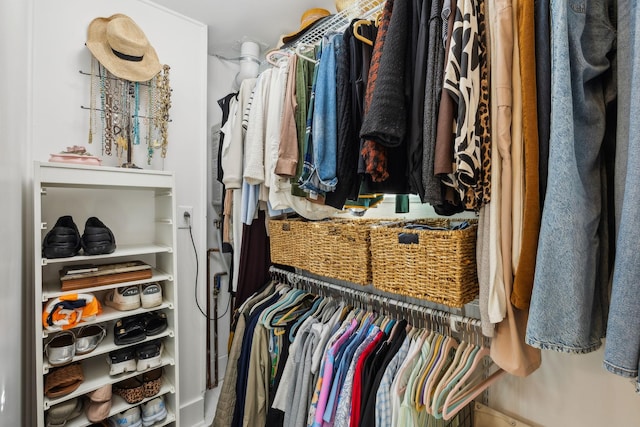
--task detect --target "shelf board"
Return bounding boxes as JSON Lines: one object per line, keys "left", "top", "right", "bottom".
{"left": 42, "top": 244, "right": 173, "bottom": 265}
{"left": 36, "top": 161, "right": 174, "bottom": 190}
{"left": 42, "top": 268, "right": 173, "bottom": 301}
{"left": 43, "top": 328, "right": 174, "bottom": 374}
{"left": 42, "top": 302, "right": 174, "bottom": 339}
{"left": 63, "top": 382, "right": 176, "bottom": 427}
{"left": 43, "top": 353, "right": 176, "bottom": 410}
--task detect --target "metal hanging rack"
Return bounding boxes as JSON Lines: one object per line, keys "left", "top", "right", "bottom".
{"left": 291, "top": 0, "right": 384, "bottom": 49}
{"left": 269, "top": 266, "right": 482, "bottom": 332}
{"left": 269, "top": 265, "right": 491, "bottom": 415}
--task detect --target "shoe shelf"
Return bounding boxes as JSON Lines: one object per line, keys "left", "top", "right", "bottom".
{"left": 43, "top": 328, "right": 174, "bottom": 373}
{"left": 43, "top": 352, "right": 176, "bottom": 410}
{"left": 42, "top": 303, "right": 174, "bottom": 339}
{"left": 63, "top": 380, "right": 176, "bottom": 427}
{"left": 33, "top": 162, "right": 180, "bottom": 427}
{"left": 37, "top": 162, "right": 174, "bottom": 190}
{"left": 41, "top": 244, "right": 173, "bottom": 266}
{"left": 42, "top": 268, "right": 173, "bottom": 300}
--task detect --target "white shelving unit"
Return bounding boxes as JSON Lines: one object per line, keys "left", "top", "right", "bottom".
{"left": 33, "top": 161, "right": 180, "bottom": 427}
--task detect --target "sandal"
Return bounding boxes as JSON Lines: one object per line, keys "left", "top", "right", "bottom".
{"left": 142, "top": 311, "right": 168, "bottom": 336}
{"left": 113, "top": 317, "right": 146, "bottom": 346}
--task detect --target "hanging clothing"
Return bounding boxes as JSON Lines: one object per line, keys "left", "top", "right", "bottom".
{"left": 407, "top": 0, "right": 431, "bottom": 198}
{"left": 324, "top": 24, "right": 364, "bottom": 209}
{"left": 604, "top": 0, "right": 639, "bottom": 390}
{"left": 440, "top": 0, "right": 483, "bottom": 210}
{"left": 235, "top": 210, "right": 272, "bottom": 307}
{"left": 490, "top": 0, "right": 541, "bottom": 378}
{"left": 299, "top": 34, "right": 340, "bottom": 197}
{"left": 422, "top": 0, "right": 446, "bottom": 207}
{"left": 526, "top": 0, "right": 616, "bottom": 354}
{"left": 511, "top": 0, "right": 541, "bottom": 310}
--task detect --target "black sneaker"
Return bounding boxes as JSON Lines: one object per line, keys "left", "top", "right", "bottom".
{"left": 81, "top": 217, "right": 116, "bottom": 255}
{"left": 42, "top": 215, "right": 81, "bottom": 259}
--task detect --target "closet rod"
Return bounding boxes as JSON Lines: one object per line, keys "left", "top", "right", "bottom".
{"left": 269, "top": 266, "right": 481, "bottom": 329}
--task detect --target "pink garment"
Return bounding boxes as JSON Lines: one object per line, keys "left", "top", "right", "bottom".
{"left": 313, "top": 318, "right": 359, "bottom": 427}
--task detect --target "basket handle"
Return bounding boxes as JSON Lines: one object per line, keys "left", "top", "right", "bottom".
{"left": 398, "top": 232, "right": 419, "bottom": 244}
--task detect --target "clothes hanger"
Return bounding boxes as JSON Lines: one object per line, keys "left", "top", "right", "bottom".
{"left": 429, "top": 340, "right": 473, "bottom": 418}
{"left": 432, "top": 344, "right": 480, "bottom": 419}
{"left": 406, "top": 329, "right": 436, "bottom": 411}
{"left": 352, "top": 19, "right": 374, "bottom": 46}
{"left": 265, "top": 48, "right": 291, "bottom": 66}
{"left": 441, "top": 350, "right": 506, "bottom": 420}
{"left": 414, "top": 333, "right": 445, "bottom": 411}
{"left": 422, "top": 335, "right": 459, "bottom": 413}
{"left": 273, "top": 293, "right": 316, "bottom": 326}
{"left": 259, "top": 288, "right": 305, "bottom": 325}
{"left": 295, "top": 43, "right": 318, "bottom": 64}
{"left": 442, "top": 365, "right": 506, "bottom": 420}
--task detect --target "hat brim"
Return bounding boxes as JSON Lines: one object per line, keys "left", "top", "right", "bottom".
{"left": 281, "top": 15, "right": 335, "bottom": 46}
{"left": 86, "top": 14, "right": 162, "bottom": 82}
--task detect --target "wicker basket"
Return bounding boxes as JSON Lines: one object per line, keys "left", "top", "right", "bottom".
{"left": 269, "top": 218, "right": 383, "bottom": 285}
{"left": 268, "top": 218, "right": 312, "bottom": 271}
{"left": 370, "top": 218, "right": 478, "bottom": 307}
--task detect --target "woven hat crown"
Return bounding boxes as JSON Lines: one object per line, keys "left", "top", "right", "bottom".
{"left": 86, "top": 14, "right": 161, "bottom": 82}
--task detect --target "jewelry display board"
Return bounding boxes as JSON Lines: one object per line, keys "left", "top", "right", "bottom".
{"left": 80, "top": 58, "right": 172, "bottom": 168}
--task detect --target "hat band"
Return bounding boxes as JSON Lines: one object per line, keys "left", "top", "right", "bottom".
{"left": 111, "top": 48, "right": 143, "bottom": 62}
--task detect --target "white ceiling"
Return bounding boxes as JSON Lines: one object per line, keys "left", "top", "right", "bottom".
{"left": 152, "top": 0, "right": 337, "bottom": 56}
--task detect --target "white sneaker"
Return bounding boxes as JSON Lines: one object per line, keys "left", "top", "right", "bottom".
{"left": 141, "top": 396, "right": 167, "bottom": 427}
{"left": 105, "top": 286, "right": 141, "bottom": 311}
{"left": 140, "top": 283, "right": 162, "bottom": 309}
{"left": 136, "top": 340, "right": 164, "bottom": 372}
{"left": 109, "top": 406, "right": 142, "bottom": 427}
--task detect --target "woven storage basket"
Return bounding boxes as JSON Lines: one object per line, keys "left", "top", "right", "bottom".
{"left": 371, "top": 218, "right": 478, "bottom": 307}
{"left": 269, "top": 218, "right": 384, "bottom": 285}
{"left": 268, "top": 218, "right": 313, "bottom": 270}
{"left": 304, "top": 219, "right": 382, "bottom": 285}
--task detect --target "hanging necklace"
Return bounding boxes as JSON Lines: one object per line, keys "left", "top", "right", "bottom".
{"left": 101, "top": 64, "right": 113, "bottom": 156}
{"left": 157, "top": 65, "right": 172, "bottom": 158}
{"left": 147, "top": 76, "right": 155, "bottom": 164}
{"left": 89, "top": 57, "right": 96, "bottom": 145}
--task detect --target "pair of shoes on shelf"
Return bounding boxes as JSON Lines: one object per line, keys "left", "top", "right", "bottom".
{"left": 42, "top": 216, "right": 116, "bottom": 259}
{"left": 104, "top": 283, "right": 162, "bottom": 312}
{"left": 113, "top": 311, "right": 168, "bottom": 346}
{"left": 86, "top": 384, "right": 112, "bottom": 423}
{"left": 45, "top": 324, "right": 107, "bottom": 366}
{"left": 112, "top": 367, "right": 164, "bottom": 404}
{"left": 108, "top": 340, "right": 164, "bottom": 375}
{"left": 108, "top": 395, "right": 167, "bottom": 427}
{"left": 46, "top": 396, "right": 83, "bottom": 427}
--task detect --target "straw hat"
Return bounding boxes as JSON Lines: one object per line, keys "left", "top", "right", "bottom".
{"left": 86, "top": 14, "right": 161, "bottom": 82}
{"left": 281, "top": 8, "right": 332, "bottom": 44}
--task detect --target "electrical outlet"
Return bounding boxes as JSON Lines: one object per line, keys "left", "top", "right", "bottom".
{"left": 178, "top": 205, "right": 193, "bottom": 229}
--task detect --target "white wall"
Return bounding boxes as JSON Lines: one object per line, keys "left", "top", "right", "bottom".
{"left": 0, "top": 0, "right": 32, "bottom": 425}
{"left": 490, "top": 347, "right": 640, "bottom": 426}
{"left": 1, "top": 0, "right": 209, "bottom": 425}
